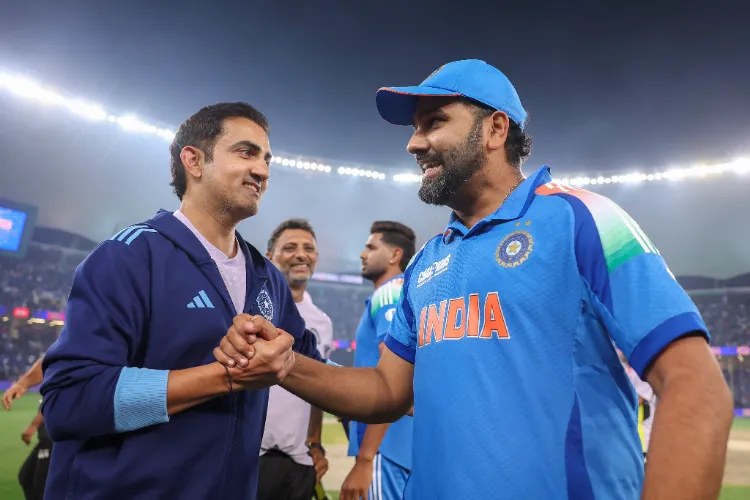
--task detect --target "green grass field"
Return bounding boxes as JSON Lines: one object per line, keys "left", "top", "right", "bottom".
{"left": 1, "top": 394, "right": 747, "bottom": 499}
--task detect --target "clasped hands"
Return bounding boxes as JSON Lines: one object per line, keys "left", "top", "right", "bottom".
{"left": 213, "top": 314, "right": 295, "bottom": 391}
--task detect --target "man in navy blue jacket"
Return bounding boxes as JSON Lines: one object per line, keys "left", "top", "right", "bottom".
{"left": 40, "top": 102, "right": 321, "bottom": 500}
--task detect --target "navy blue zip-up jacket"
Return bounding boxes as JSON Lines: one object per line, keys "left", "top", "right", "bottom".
{"left": 40, "top": 210, "right": 321, "bottom": 500}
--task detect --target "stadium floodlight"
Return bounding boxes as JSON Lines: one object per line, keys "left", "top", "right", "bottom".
{"left": 66, "top": 99, "right": 107, "bottom": 121}
{"left": 0, "top": 71, "right": 108, "bottom": 122}
{"left": 728, "top": 157, "right": 749, "bottom": 174}
{"left": 2, "top": 67, "right": 749, "bottom": 189}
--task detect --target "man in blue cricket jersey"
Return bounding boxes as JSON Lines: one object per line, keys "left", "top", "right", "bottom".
{"left": 40, "top": 102, "right": 322, "bottom": 499}
{"left": 216, "top": 61, "right": 734, "bottom": 500}
{"left": 340, "top": 221, "right": 416, "bottom": 500}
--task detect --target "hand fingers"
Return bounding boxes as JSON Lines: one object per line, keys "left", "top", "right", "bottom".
{"left": 213, "top": 346, "right": 238, "bottom": 368}
{"left": 232, "top": 313, "right": 253, "bottom": 335}
{"left": 232, "top": 316, "right": 258, "bottom": 346}
{"left": 228, "top": 326, "right": 256, "bottom": 360}
{"left": 2, "top": 389, "right": 19, "bottom": 411}
{"left": 231, "top": 315, "right": 258, "bottom": 345}
{"left": 315, "top": 460, "right": 328, "bottom": 481}
{"left": 270, "top": 329, "right": 295, "bottom": 355}
{"left": 244, "top": 316, "right": 279, "bottom": 341}
{"left": 218, "top": 336, "right": 249, "bottom": 368}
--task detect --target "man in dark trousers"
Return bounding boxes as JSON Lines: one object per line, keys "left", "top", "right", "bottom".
{"left": 19, "top": 404, "right": 53, "bottom": 500}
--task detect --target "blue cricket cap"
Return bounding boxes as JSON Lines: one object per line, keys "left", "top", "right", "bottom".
{"left": 376, "top": 59, "right": 527, "bottom": 129}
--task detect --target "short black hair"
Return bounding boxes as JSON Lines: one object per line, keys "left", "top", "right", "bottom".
{"left": 169, "top": 102, "right": 270, "bottom": 200}
{"left": 458, "top": 97, "right": 532, "bottom": 169}
{"left": 267, "top": 218, "right": 317, "bottom": 253}
{"left": 371, "top": 221, "right": 417, "bottom": 272}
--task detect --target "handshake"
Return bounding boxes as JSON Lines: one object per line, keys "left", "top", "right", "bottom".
{"left": 212, "top": 313, "right": 297, "bottom": 391}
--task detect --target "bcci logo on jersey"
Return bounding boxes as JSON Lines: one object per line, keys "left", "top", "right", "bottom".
{"left": 256, "top": 287, "right": 274, "bottom": 321}
{"left": 496, "top": 230, "right": 534, "bottom": 268}
{"left": 417, "top": 253, "right": 451, "bottom": 288}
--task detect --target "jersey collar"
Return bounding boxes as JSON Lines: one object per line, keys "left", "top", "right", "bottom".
{"left": 443, "top": 165, "right": 552, "bottom": 242}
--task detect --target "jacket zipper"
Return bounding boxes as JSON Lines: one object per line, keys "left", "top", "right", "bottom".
{"left": 219, "top": 392, "right": 240, "bottom": 495}
{"left": 218, "top": 278, "right": 268, "bottom": 494}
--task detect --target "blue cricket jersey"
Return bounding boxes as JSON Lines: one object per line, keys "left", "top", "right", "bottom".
{"left": 40, "top": 210, "right": 321, "bottom": 500}
{"left": 384, "top": 166, "right": 710, "bottom": 499}
{"left": 349, "top": 275, "right": 413, "bottom": 470}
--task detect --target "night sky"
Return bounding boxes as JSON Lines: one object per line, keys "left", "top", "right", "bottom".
{"left": 3, "top": 0, "right": 749, "bottom": 170}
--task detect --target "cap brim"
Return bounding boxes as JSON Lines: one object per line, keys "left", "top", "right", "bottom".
{"left": 376, "top": 86, "right": 461, "bottom": 125}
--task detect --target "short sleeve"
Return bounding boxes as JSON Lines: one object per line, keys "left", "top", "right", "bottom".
{"left": 383, "top": 270, "right": 418, "bottom": 364}
{"left": 563, "top": 190, "right": 709, "bottom": 377}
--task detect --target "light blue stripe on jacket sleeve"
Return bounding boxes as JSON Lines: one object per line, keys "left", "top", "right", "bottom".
{"left": 114, "top": 367, "right": 170, "bottom": 433}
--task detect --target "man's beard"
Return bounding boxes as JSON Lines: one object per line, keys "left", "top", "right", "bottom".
{"left": 361, "top": 267, "right": 383, "bottom": 283}
{"left": 417, "top": 118, "right": 485, "bottom": 206}
{"left": 287, "top": 275, "right": 310, "bottom": 288}
{"left": 217, "top": 192, "right": 259, "bottom": 221}
{"left": 285, "top": 268, "right": 311, "bottom": 288}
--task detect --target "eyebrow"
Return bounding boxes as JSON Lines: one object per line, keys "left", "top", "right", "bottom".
{"left": 230, "top": 140, "right": 273, "bottom": 163}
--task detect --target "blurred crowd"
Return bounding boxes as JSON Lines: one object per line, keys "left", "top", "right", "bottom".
{"left": 0, "top": 246, "right": 77, "bottom": 311}
{"left": 1, "top": 239, "right": 749, "bottom": 407}
{"left": 694, "top": 294, "right": 750, "bottom": 347}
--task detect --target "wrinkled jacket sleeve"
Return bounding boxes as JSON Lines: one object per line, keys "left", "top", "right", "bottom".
{"left": 40, "top": 239, "right": 158, "bottom": 441}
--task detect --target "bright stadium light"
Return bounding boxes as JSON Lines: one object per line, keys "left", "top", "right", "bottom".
{"left": 1, "top": 67, "right": 749, "bottom": 188}
{"left": 728, "top": 157, "right": 749, "bottom": 174}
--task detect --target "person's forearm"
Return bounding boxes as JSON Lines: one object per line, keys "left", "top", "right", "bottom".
{"left": 281, "top": 356, "right": 406, "bottom": 423}
{"left": 19, "top": 357, "right": 44, "bottom": 387}
{"left": 357, "top": 423, "right": 390, "bottom": 462}
{"left": 166, "top": 362, "right": 232, "bottom": 415}
{"left": 642, "top": 376, "right": 733, "bottom": 500}
{"left": 114, "top": 362, "right": 230, "bottom": 434}
{"left": 307, "top": 406, "right": 324, "bottom": 443}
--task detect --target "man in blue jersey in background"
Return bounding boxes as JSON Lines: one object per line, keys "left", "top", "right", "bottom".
{"left": 216, "top": 61, "right": 734, "bottom": 500}
{"left": 40, "top": 102, "right": 321, "bottom": 499}
{"left": 340, "top": 221, "right": 416, "bottom": 500}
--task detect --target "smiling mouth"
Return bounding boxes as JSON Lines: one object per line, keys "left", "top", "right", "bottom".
{"left": 420, "top": 163, "right": 443, "bottom": 179}
{"left": 419, "top": 162, "right": 441, "bottom": 173}
{"left": 243, "top": 182, "right": 260, "bottom": 195}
